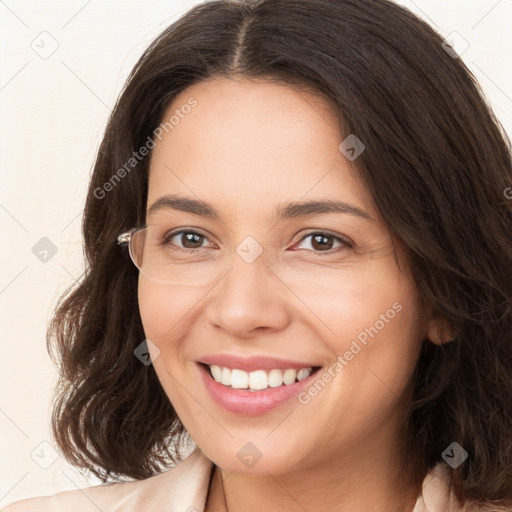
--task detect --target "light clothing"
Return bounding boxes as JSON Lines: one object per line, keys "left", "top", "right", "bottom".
{"left": 2, "top": 446, "right": 508, "bottom": 511}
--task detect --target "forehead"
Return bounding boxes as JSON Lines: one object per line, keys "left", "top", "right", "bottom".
{"left": 147, "top": 77, "right": 377, "bottom": 223}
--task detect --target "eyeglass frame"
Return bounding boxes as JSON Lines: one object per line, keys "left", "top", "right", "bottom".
{"left": 117, "top": 227, "right": 141, "bottom": 247}
{"left": 116, "top": 226, "right": 147, "bottom": 266}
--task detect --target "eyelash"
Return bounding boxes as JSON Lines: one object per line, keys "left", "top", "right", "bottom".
{"left": 162, "top": 229, "right": 353, "bottom": 255}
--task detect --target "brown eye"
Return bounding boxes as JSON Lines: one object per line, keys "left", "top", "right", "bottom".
{"left": 295, "top": 232, "right": 352, "bottom": 254}
{"left": 164, "top": 230, "right": 210, "bottom": 251}
{"left": 311, "top": 233, "right": 335, "bottom": 251}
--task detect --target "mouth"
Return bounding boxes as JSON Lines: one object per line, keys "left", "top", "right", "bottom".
{"left": 198, "top": 362, "right": 322, "bottom": 392}
{"left": 196, "top": 360, "right": 323, "bottom": 415}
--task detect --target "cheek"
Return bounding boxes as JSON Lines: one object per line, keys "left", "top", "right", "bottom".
{"left": 296, "top": 264, "right": 420, "bottom": 349}
{"left": 137, "top": 279, "right": 200, "bottom": 344}
{"left": 310, "top": 266, "right": 424, "bottom": 397}
{"left": 333, "top": 282, "right": 423, "bottom": 411}
{"left": 304, "top": 283, "right": 424, "bottom": 443}
{"left": 138, "top": 280, "right": 167, "bottom": 340}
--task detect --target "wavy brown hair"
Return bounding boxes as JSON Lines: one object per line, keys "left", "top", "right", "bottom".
{"left": 47, "top": 0, "right": 512, "bottom": 506}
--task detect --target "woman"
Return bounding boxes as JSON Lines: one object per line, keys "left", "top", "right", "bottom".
{"left": 4, "top": 0, "right": 512, "bottom": 510}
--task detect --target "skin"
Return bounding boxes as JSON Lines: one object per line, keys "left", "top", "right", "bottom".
{"left": 138, "top": 76, "right": 451, "bottom": 512}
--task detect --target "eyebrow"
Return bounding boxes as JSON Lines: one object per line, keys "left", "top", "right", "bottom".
{"left": 147, "top": 194, "right": 375, "bottom": 223}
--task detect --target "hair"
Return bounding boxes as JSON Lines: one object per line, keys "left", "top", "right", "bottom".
{"left": 47, "top": 0, "right": 512, "bottom": 507}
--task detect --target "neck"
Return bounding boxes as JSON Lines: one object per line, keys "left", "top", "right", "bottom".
{"left": 205, "top": 436, "right": 421, "bottom": 512}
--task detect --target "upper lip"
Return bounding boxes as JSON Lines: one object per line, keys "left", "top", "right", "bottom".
{"left": 198, "top": 354, "right": 321, "bottom": 372}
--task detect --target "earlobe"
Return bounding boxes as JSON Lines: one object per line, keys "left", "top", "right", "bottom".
{"left": 425, "top": 314, "right": 456, "bottom": 345}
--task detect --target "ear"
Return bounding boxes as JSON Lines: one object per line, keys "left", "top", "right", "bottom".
{"left": 425, "top": 313, "right": 456, "bottom": 345}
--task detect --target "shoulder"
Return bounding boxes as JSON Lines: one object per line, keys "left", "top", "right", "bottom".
{"left": 2, "top": 446, "right": 214, "bottom": 512}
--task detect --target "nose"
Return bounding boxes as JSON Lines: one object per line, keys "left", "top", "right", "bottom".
{"left": 205, "top": 248, "right": 291, "bottom": 338}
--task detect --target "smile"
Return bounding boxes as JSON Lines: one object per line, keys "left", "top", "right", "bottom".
{"left": 197, "top": 361, "right": 322, "bottom": 415}
{"left": 207, "top": 364, "right": 316, "bottom": 391}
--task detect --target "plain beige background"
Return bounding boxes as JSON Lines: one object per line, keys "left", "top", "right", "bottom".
{"left": 1, "top": 0, "right": 511, "bottom": 506}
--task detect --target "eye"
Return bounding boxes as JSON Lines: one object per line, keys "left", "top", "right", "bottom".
{"left": 163, "top": 230, "right": 214, "bottom": 251}
{"left": 162, "top": 229, "right": 353, "bottom": 255}
{"left": 293, "top": 231, "right": 352, "bottom": 254}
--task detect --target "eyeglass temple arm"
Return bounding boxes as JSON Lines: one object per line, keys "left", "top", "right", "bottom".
{"left": 117, "top": 232, "right": 132, "bottom": 246}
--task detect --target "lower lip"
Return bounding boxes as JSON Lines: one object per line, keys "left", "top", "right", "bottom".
{"left": 197, "top": 363, "right": 321, "bottom": 415}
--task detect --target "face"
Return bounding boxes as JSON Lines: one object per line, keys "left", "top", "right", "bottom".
{"left": 138, "top": 76, "right": 427, "bottom": 475}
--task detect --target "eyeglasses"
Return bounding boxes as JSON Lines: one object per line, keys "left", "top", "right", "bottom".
{"left": 117, "top": 224, "right": 235, "bottom": 286}
{"left": 117, "top": 223, "right": 349, "bottom": 290}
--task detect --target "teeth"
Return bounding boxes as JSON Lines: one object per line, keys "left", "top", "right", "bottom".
{"left": 297, "top": 368, "right": 311, "bottom": 381}
{"left": 221, "top": 367, "right": 231, "bottom": 386}
{"left": 283, "top": 368, "right": 297, "bottom": 385}
{"left": 231, "top": 369, "right": 248, "bottom": 389}
{"left": 268, "top": 369, "right": 283, "bottom": 388}
{"left": 210, "top": 364, "right": 222, "bottom": 382}
{"left": 208, "top": 365, "right": 314, "bottom": 391}
{"left": 249, "top": 369, "right": 268, "bottom": 390}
